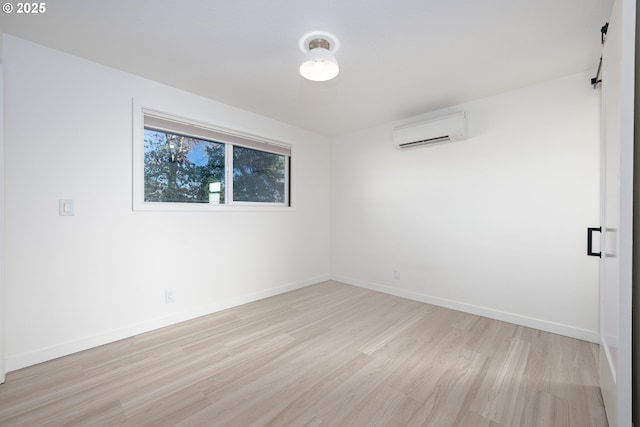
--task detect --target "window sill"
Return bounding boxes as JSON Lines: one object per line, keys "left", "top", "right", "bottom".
{"left": 133, "top": 201, "right": 294, "bottom": 212}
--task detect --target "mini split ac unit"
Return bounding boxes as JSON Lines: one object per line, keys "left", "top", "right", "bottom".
{"left": 393, "top": 112, "right": 468, "bottom": 150}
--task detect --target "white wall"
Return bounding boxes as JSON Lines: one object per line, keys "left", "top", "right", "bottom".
{"left": 331, "top": 71, "right": 601, "bottom": 342}
{"left": 3, "top": 35, "right": 331, "bottom": 371}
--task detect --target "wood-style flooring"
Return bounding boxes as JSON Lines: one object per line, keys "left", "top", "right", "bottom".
{"left": 0, "top": 281, "right": 607, "bottom": 426}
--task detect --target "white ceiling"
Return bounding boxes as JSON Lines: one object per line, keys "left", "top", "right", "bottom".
{"left": 0, "top": 0, "right": 613, "bottom": 136}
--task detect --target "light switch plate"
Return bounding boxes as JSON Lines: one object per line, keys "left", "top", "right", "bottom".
{"left": 59, "top": 199, "right": 74, "bottom": 216}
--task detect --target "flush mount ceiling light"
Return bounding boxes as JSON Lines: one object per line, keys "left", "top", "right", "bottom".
{"left": 298, "top": 31, "right": 340, "bottom": 82}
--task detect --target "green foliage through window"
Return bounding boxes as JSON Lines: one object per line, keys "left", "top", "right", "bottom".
{"left": 143, "top": 127, "right": 289, "bottom": 206}
{"left": 144, "top": 129, "right": 226, "bottom": 203}
{"left": 233, "top": 146, "right": 286, "bottom": 203}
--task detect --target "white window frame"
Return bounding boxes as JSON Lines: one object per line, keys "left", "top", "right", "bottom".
{"left": 132, "top": 100, "right": 293, "bottom": 211}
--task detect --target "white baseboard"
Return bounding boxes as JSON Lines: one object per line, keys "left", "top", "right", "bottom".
{"left": 6, "top": 275, "right": 331, "bottom": 372}
{"left": 332, "top": 275, "right": 599, "bottom": 344}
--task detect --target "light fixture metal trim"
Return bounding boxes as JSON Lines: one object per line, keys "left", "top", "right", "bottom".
{"left": 298, "top": 31, "right": 340, "bottom": 54}
{"left": 308, "top": 38, "right": 330, "bottom": 51}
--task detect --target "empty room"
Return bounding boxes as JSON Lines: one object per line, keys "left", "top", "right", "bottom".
{"left": 0, "top": 0, "right": 636, "bottom": 426}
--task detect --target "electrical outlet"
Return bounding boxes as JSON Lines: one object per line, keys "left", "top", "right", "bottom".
{"left": 393, "top": 270, "right": 400, "bottom": 280}
{"left": 165, "top": 289, "right": 176, "bottom": 304}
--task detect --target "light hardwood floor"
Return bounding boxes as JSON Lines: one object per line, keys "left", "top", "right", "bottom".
{"left": 0, "top": 281, "right": 607, "bottom": 426}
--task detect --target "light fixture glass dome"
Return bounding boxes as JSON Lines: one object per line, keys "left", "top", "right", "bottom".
{"left": 299, "top": 38, "right": 339, "bottom": 82}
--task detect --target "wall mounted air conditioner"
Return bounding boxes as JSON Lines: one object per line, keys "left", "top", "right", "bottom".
{"left": 393, "top": 112, "right": 468, "bottom": 150}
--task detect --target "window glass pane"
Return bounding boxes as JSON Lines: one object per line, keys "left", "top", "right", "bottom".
{"left": 144, "top": 128, "right": 225, "bottom": 204}
{"left": 233, "top": 146, "right": 286, "bottom": 203}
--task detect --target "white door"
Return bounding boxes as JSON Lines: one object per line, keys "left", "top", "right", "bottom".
{"left": 0, "top": 64, "right": 4, "bottom": 384}
{"left": 598, "top": 0, "right": 634, "bottom": 426}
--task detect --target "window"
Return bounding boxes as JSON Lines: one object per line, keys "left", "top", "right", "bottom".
{"left": 134, "top": 108, "right": 292, "bottom": 211}
{"left": 144, "top": 129, "right": 226, "bottom": 204}
{"left": 232, "top": 146, "right": 286, "bottom": 203}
